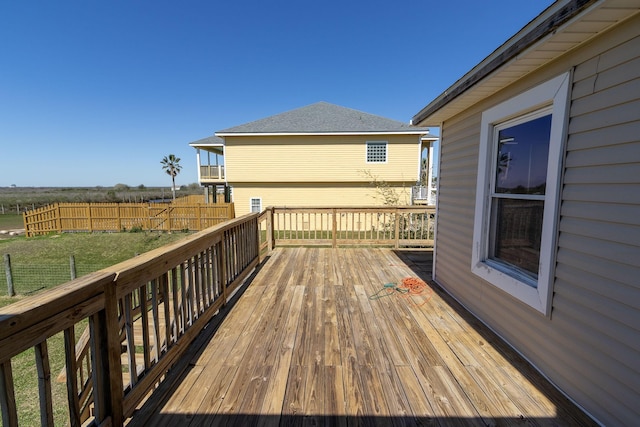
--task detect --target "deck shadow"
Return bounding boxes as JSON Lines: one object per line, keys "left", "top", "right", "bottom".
{"left": 392, "top": 250, "right": 595, "bottom": 426}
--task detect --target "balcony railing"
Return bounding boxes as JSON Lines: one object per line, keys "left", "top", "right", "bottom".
{"left": 199, "top": 165, "right": 225, "bottom": 181}
{"left": 0, "top": 206, "right": 433, "bottom": 427}
{"left": 412, "top": 185, "right": 437, "bottom": 205}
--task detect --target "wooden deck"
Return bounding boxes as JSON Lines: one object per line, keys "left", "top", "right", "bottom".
{"left": 132, "top": 248, "right": 596, "bottom": 426}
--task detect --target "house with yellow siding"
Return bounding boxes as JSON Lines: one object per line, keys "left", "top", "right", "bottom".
{"left": 191, "top": 102, "right": 435, "bottom": 216}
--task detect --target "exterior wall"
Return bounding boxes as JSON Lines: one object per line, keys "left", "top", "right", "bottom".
{"left": 224, "top": 134, "right": 421, "bottom": 183}
{"left": 433, "top": 15, "right": 640, "bottom": 427}
{"left": 232, "top": 182, "right": 412, "bottom": 217}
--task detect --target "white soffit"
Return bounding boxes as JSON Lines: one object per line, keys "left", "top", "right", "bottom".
{"left": 413, "top": 0, "right": 640, "bottom": 126}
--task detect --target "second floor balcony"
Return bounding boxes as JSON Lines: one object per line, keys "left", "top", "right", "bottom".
{"left": 412, "top": 185, "right": 437, "bottom": 205}
{"left": 200, "top": 164, "right": 225, "bottom": 182}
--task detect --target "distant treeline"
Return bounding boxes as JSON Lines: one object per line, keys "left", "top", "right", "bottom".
{"left": 0, "top": 184, "right": 203, "bottom": 213}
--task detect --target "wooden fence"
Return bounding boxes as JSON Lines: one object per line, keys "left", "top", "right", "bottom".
{"left": 23, "top": 202, "right": 235, "bottom": 237}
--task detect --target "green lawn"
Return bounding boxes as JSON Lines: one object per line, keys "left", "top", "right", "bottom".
{"left": 0, "top": 213, "right": 24, "bottom": 229}
{"left": 1, "top": 231, "right": 193, "bottom": 297}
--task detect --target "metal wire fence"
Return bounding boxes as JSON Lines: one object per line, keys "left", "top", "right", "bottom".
{"left": 1, "top": 259, "right": 110, "bottom": 296}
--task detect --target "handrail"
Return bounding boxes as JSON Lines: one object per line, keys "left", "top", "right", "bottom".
{"left": 258, "top": 206, "right": 435, "bottom": 250}
{"left": 0, "top": 213, "right": 259, "bottom": 427}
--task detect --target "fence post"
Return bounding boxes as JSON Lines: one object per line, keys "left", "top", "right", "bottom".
{"left": 116, "top": 205, "right": 122, "bottom": 232}
{"left": 87, "top": 204, "right": 93, "bottom": 232}
{"left": 22, "top": 211, "right": 29, "bottom": 237}
{"left": 56, "top": 203, "right": 62, "bottom": 233}
{"left": 70, "top": 255, "right": 77, "bottom": 280}
{"left": 4, "top": 254, "right": 14, "bottom": 297}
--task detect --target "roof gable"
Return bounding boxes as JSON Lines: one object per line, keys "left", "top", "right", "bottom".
{"left": 217, "top": 102, "right": 427, "bottom": 135}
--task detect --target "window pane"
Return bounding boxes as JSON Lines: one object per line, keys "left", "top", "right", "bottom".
{"left": 495, "top": 114, "right": 551, "bottom": 195}
{"left": 367, "top": 142, "right": 387, "bottom": 162}
{"left": 490, "top": 198, "right": 544, "bottom": 279}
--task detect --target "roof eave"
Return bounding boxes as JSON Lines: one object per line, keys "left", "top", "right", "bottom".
{"left": 215, "top": 130, "right": 430, "bottom": 137}
{"left": 412, "top": 0, "right": 602, "bottom": 127}
{"left": 189, "top": 142, "right": 225, "bottom": 147}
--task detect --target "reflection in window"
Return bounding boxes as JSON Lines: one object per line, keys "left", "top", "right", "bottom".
{"left": 495, "top": 114, "right": 551, "bottom": 195}
{"left": 490, "top": 112, "right": 552, "bottom": 279}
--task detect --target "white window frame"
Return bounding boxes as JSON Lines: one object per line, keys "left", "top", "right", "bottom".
{"left": 366, "top": 141, "right": 388, "bottom": 163}
{"left": 250, "top": 197, "right": 262, "bottom": 213}
{"left": 471, "top": 72, "right": 571, "bottom": 316}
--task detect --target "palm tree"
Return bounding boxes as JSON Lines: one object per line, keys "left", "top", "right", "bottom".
{"left": 161, "top": 154, "right": 182, "bottom": 200}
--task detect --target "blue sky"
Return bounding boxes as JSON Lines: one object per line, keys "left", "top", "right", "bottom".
{"left": 0, "top": 0, "right": 552, "bottom": 187}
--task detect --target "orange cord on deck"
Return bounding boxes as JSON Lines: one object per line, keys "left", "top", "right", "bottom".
{"left": 398, "top": 277, "right": 433, "bottom": 306}
{"left": 369, "top": 277, "right": 433, "bottom": 307}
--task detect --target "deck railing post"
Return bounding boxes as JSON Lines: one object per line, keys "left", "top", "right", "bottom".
{"left": 103, "top": 283, "right": 124, "bottom": 426}
{"left": 89, "top": 309, "right": 109, "bottom": 425}
{"left": 332, "top": 208, "right": 337, "bottom": 248}
{"left": 394, "top": 207, "right": 400, "bottom": 249}
{"left": 267, "top": 208, "right": 274, "bottom": 251}
{"left": 0, "top": 360, "right": 18, "bottom": 427}
{"left": 220, "top": 236, "right": 228, "bottom": 305}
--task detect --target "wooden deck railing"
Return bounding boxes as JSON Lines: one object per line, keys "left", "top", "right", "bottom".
{"left": 0, "top": 206, "right": 434, "bottom": 426}
{"left": 258, "top": 206, "right": 435, "bottom": 253}
{"left": 0, "top": 213, "right": 259, "bottom": 427}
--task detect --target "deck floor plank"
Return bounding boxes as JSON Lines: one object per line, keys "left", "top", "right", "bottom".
{"left": 135, "top": 248, "right": 598, "bottom": 427}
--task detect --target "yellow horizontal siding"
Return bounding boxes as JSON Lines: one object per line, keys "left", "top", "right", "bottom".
{"left": 225, "top": 135, "right": 420, "bottom": 183}
{"left": 232, "top": 183, "right": 412, "bottom": 217}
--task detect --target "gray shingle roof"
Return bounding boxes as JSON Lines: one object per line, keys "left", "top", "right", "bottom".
{"left": 216, "top": 102, "right": 428, "bottom": 135}
{"left": 188, "top": 135, "right": 224, "bottom": 146}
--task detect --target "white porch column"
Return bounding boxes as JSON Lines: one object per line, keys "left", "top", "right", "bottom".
{"left": 427, "top": 141, "right": 434, "bottom": 204}
{"left": 195, "top": 148, "right": 202, "bottom": 183}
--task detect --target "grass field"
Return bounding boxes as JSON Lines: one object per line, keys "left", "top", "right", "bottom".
{"left": 0, "top": 213, "right": 24, "bottom": 229}
{"left": 0, "top": 185, "right": 203, "bottom": 213}
{"left": 0, "top": 231, "right": 194, "bottom": 301}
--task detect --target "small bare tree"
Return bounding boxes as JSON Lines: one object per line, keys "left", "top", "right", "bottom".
{"left": 360, "top": 169, "right": 406, "bottom": 206}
